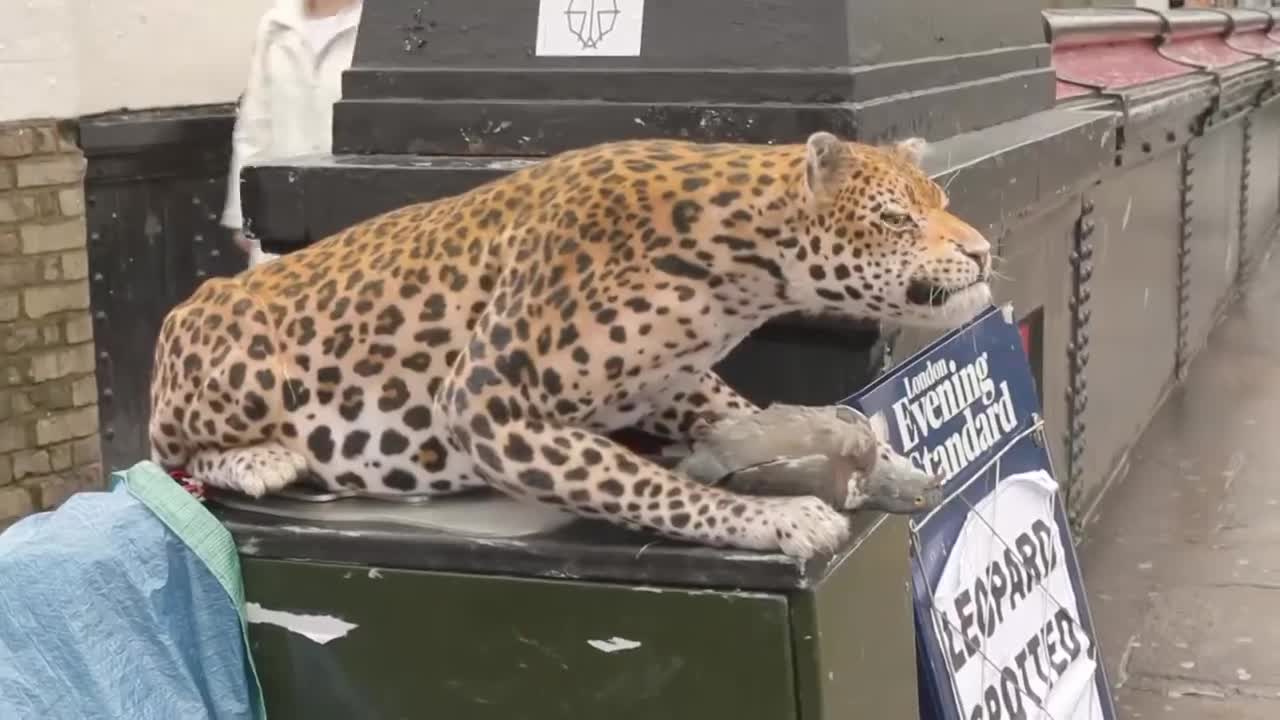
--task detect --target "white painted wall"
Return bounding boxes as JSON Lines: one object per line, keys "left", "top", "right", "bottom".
{"left": 0, "top": 0, "right": 78, "bottom": 122}
{"left": 0, "top": 0, "right": 272, "bottom": 122}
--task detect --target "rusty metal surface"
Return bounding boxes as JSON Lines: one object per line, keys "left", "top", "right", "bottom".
{"left": 1066, "top": 194, "right": 1096, "bottom": 516}
{"left": 1176, "top": 142, "right": 1193, "bottom": 382}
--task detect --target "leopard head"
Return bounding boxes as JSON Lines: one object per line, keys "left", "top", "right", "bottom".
{"left": 786, "top": 131, "right": 992, "bottom": 329}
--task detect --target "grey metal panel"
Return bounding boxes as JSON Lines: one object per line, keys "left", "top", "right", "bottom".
{"left": 1186, "top": 119, "right": 1245, "bottom": 359}
{"left": 999, "top": 200, "right": 1079, "bottom": 486}
{"left": 1245, "top": 100, "right": 1280, "bottom": 270}
{"left": 923, "top": 108, "right": 1114, "bottom": 236}
{"left": 843, "top": 0, "right": 1046, "bottom": 65}
{"left": 1080, "top": 153, "right": 1182, "bottom": 501}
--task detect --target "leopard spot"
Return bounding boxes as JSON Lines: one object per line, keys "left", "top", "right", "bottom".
{"left": 417, "top": 437, "right": 448, "bottom": 472}
{"left": 243, "top": 392, "right": 269, "bottom": 421}
{"left": 336, "top": 472, "right": 366, "bottom": 489}
{"left": 401, "top": 352, "right": 432, "bottom": 372}
{"left": 254, "top": 369, "right": 277, "bottom": 391}
{"left": 307, "top": 426, "right": 335, "bottom": 463}
{"left": 342, "top": 430, "right": 370, "bottom": 459}
{"left": 470, "top": 414, "right": 495, "bottom": 440}
{"left": 384, "top": 469, "right": 417, "bottom": 491}
{"left": 282, "top": 379, "right": 311, "bottom": 411}
{"left": 475, "top": 442, "right": 504, "bottom": 473}
{"left": 504, "top": 433, "right": 535, "bottom": 463}
{"left": 228, "top": 362, "right": 247, "bottom": 390}
{"left": 404, "top": 405, "right": 432, "bottom": 430}
{"left": 380, "top": 429, "right": 410, "bottom": 455}
{"left": 378, "top": 378, "right": 410, "bottom": 412}
{"left": 519, "top": 468, "right": 555, "bottom": 491}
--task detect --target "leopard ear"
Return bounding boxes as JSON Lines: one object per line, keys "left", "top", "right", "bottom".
{"left": 891, "top": 137, "right": 928, "bottom": 166}
{"left": 804, "top": 132, "right": 854, "bottom": 205}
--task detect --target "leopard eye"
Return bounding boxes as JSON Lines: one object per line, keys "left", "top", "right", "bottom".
{"left": 881, "top": 209, "right": 913, "bottom": 227}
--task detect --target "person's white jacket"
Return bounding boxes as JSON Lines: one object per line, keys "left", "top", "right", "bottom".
{"left": 221, "top": 1, "right": 361, "bottom": 235}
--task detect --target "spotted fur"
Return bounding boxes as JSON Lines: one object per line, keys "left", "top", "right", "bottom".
{"left": 149, "top": 132, "right": 991, "bottom": 558}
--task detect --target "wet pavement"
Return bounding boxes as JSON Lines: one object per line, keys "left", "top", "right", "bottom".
{"left": 1079, "top": 249, "right": 1280, "bottom": 718}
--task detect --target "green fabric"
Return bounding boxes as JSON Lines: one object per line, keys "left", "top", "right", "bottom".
{"left": 115, "top": 460, "right": 267, "bottom": 720}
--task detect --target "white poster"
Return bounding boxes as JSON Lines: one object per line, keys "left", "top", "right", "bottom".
{"left": 931, "top": 470, "right": 1105, "bottom": 720}
{"left": 535, "top": 0, "right": 644, "bottom": 57}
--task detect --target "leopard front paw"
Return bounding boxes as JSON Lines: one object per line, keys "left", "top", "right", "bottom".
{"left": 760, "top": 496, "right": 850, "bottom": 559}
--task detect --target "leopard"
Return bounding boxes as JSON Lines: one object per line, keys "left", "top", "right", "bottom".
{"left": 148, "top": 131, "right": 991, "bottom": 559}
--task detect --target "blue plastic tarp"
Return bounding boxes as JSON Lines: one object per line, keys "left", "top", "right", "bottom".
{"left": 0, "top": 462, "right": 264, "bottom": 720}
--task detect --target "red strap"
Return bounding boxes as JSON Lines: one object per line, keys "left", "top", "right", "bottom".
{"left": 166, "top": 468, "right": 205, "bottom": 501}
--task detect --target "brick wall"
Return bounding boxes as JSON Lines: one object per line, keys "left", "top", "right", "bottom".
{"left": 0, "top": 120, "right": 103, "bottom": 529}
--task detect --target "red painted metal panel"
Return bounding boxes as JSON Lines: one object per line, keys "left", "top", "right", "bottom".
{"left": 1052, "top": 41, "right": 1195, "bottom": 99}
{"left": 1230, "top": 30, "right": 1280, "bottom": 57}
{"left": 1056, "top": 80, "right": 1094, "bottom": 100}
{"left": 1161, "top": 35, "right": 1254, "bottom": 68}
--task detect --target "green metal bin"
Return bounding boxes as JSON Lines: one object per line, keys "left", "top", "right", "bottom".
{"left": 212, "top": 489, "right": 919, "bottom": 719}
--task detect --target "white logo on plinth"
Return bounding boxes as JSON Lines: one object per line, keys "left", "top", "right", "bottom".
{"left": 536, "top": 0, "right": 644, "bottom": 57}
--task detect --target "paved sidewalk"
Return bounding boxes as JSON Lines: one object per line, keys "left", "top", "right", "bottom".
{"left": 1079, "top": 249, "right": 1280, "bottom": 718}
